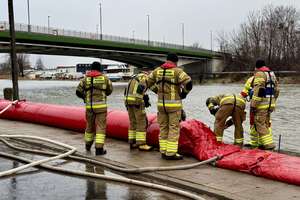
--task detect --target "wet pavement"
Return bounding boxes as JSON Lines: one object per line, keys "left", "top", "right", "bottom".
{"left": 0, "top": 146, "right": 191, "bottom": 200}
{"left": 0, "top": 119, "right": 300, "bottom": 200}
{"left": 0, "top": 80, "right": 299, "bottom": 153}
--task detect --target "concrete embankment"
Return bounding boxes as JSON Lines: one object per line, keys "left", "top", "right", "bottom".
{"left": 0, "top": 119, "right": 299, "bottom": 200}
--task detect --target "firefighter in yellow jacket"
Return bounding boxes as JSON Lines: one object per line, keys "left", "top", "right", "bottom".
{"left": 249, "top": 59, "right": 279, "bottom": 150}
{"left": 142, "top": 53, "right": 193, "bottom": 160}
{"left": 206, "top": 94, "right": 246, "bottom": 146}
{"left": 124, "top": 72, "right": 154, "bottom": 151}
{"left": 76, "top": 61, "right": 113, "bottom": 155}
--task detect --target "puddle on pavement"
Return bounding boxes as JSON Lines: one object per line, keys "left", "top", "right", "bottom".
{"left": 0, "top": 152, "right": 188, "bottom": 200}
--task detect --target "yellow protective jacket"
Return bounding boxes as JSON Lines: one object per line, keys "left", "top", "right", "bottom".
{"left": 250, "top": 67, "right": 279, "bottom": 111}
{"left": 207, "top": 94, "right": 246, "bottom": 110}
{"left": 145, "top": 61, "right": 192, "bottom": 112}
{"left": 241, "top": 76, "right": 254, "bottom": 98}
{"left": 76, "top": 70, "right": 113, "bottom": 113}
{"left": 124, "top": 73, "right": 147, "bottom": 106}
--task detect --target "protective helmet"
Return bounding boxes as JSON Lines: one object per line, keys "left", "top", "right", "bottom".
{"left": 255, "top": 59, "right": 266, "bottom": 68}
{"left": 206, "top": 97, "right": 212, "bottom": 107}
{"left": 167, "top": 52, "right": 178, "bottom": 63}
{"left": 91, "top": 61, "right": 104, "bottom": 72}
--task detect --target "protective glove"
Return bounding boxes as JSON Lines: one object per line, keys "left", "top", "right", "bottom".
{"left": 76, "top": 90, "right": 85, "bottom": 102}
{"left": 179, "top": 91, "right": 188, "bottom": 99}
{"left": 250, "top": 107, "right": 256, "bottom": 125}
{"left": 143, "top": 94, "right": 151, "bottom": 108}
{"left": 209, "top": 108, "right": 218, "bottom": 115}
{"left": 249, "top": 89, "right": 254, "bottom": 99}
{"left": 136, "top": 84, "right": 145, "bottom": 95}
{"left": 225, "top": 118, "right": 234, "bottom": 129}
{"left": 181, "top": 109, "right": 187, "bottom": 121}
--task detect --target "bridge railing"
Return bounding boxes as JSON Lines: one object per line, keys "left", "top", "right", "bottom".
{"left": 0, "top": 21, "right": 213, "bottom": 54}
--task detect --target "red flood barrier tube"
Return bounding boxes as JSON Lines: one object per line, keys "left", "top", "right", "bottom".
{"left": 1, "top": 99, "right": 300, "bottom": 186}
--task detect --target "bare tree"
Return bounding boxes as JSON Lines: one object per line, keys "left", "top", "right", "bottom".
{"left": 35, "top": 57, "right": 45, "bottom": 70}
{"left": 217, "top": 5, "right": 300, "bottom": 71}
{"left": 17, "top": 54, "right": 30, "bottom": 77}
{"left": 191, "top": 42, "right": 202, "bottom": 49}
{"left": 0, "top": 54, "right": 31, "bottom": 76}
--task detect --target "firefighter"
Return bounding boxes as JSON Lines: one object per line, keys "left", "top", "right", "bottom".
{"left": 240, "top": 75, "right": 275, "bottom": 149}
{"left": 124, "top": 72, "right": 153, "bottom": 151}
{"left": 250, "top": 59, "right": 279, "bottom": 150}
{"left": 76, "top": 61, "right": 113, "bottom": 156}
{"left": 141, "top": 53, "right": 193, "bottom": 160}
{"left": 206, "top": 94, "right": 246, "bottom": 146}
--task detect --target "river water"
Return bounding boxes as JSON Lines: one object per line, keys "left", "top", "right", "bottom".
{"left": 0, "top": 79, "right": 299, "bottom": 153}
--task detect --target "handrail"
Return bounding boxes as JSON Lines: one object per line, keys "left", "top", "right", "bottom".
{"left": 0, "top": 21, "right": 213, "bottom": 54}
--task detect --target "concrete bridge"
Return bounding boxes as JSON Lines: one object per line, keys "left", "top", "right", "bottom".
{"left": 0, "top": 21, "right": 225, "bottom": 74}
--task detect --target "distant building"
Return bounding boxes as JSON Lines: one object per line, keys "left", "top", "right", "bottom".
{"left": 76, "top": 63, "right": 91, "bottom": 74}
{"left": 56, "top": 66, "right": 76, "bottom": 73}
{"left": 76, "top": 63, "right": 135, "bottom": 81}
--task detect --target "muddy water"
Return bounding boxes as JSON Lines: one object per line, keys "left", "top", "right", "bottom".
{"left": 0, "top": 79, "right": 299, "bottom": 153}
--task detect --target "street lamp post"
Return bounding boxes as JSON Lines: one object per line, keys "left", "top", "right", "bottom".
{"left": 210, "top": 30, "right": 213, "bottom": 52}
{"left": 96, "top": 24, "right": 99, "bottom": 39}
{"left": 147, "top": 14, "right": 150, "bottom": 46}
{"left": 99, "top": 3, "right": 103, "bottom": 40}
{"left": 132, "top": 30, "right": 135, "bottom": 43}
{"left": 8, "top": 0, "right": 19, "bottom": 100}
{"left": 47, "top": 15, "right": 50, "bottom": 34}
{"left": 27, "top": 0, "right": 31, "bottom": 32}
{"left": 181, "top": 23, "right": 184, "bottom": 49}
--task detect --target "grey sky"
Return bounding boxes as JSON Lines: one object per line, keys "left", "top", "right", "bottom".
{"left": 1, "top": 0, "right": 299, "bottom": 68}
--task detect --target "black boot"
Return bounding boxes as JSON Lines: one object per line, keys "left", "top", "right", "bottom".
{"left": 95, "top": 148, "right": 107, "bottom": 156}
{"left": 164, "top": 153, "right": 183, "bottom": 160}
{"left": 130, "top": 143, "right": 138, "bottom": 149}
{"left": 85, "top": 143, "right": 92, "bottom": 151}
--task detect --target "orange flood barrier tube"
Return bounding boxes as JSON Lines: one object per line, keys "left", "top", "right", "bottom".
{"left": 1, "top": 99, "right": 300, "bottom": 186}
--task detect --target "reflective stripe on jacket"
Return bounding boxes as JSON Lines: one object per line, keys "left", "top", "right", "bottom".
{"left": 76, "top": 71, "right": 113, "bottom": 113}
{"left": 241, "top": 76, "right": 254, "bottom": 98}
{"left": 124, "top": 73, "right": 147, "bottom": 105}
{"left": 145, "top": 63, "right": 192, "bottom": 112}
{"left": 208, "top": 94, "right": 246, "bottom": 110}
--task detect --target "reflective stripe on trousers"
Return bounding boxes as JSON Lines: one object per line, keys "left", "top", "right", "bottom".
{"left": 234, "top": 138, "right": 244, "bottom": 144}
{"left": 95, "top": 131, "right": 106, "bottom": 144}
{"left": 136, "top": 131, "right": 146, "bottom": 142}
{"left": 85, "top": 132, "right": 94, "bottom": 142}
{"left": 166, "top": 141, "right": 178, "bottom": 156}
{"left": 128, "top": 129, "right": 136, "bottom": 140}
{"left": 159, "top": 139, "right": 167, "bottom": 153}
{"left": 216, "top": 136, "right": 222, "bottom": 142}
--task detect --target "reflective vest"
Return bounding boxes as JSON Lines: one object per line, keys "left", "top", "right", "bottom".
{"left": 124, "top": 73, "right": 147, "bottom": 105}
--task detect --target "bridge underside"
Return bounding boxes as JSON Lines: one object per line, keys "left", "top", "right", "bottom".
{"left": 0, "top": 42, "right": 169, "bottom": 68}
{"left": 0, "top": 31, "right": 214, "bottom": 68}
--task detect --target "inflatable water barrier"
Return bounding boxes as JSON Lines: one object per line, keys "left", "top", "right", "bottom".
{"left": 1, "top": 99, "right": 300, "bottom": 186}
